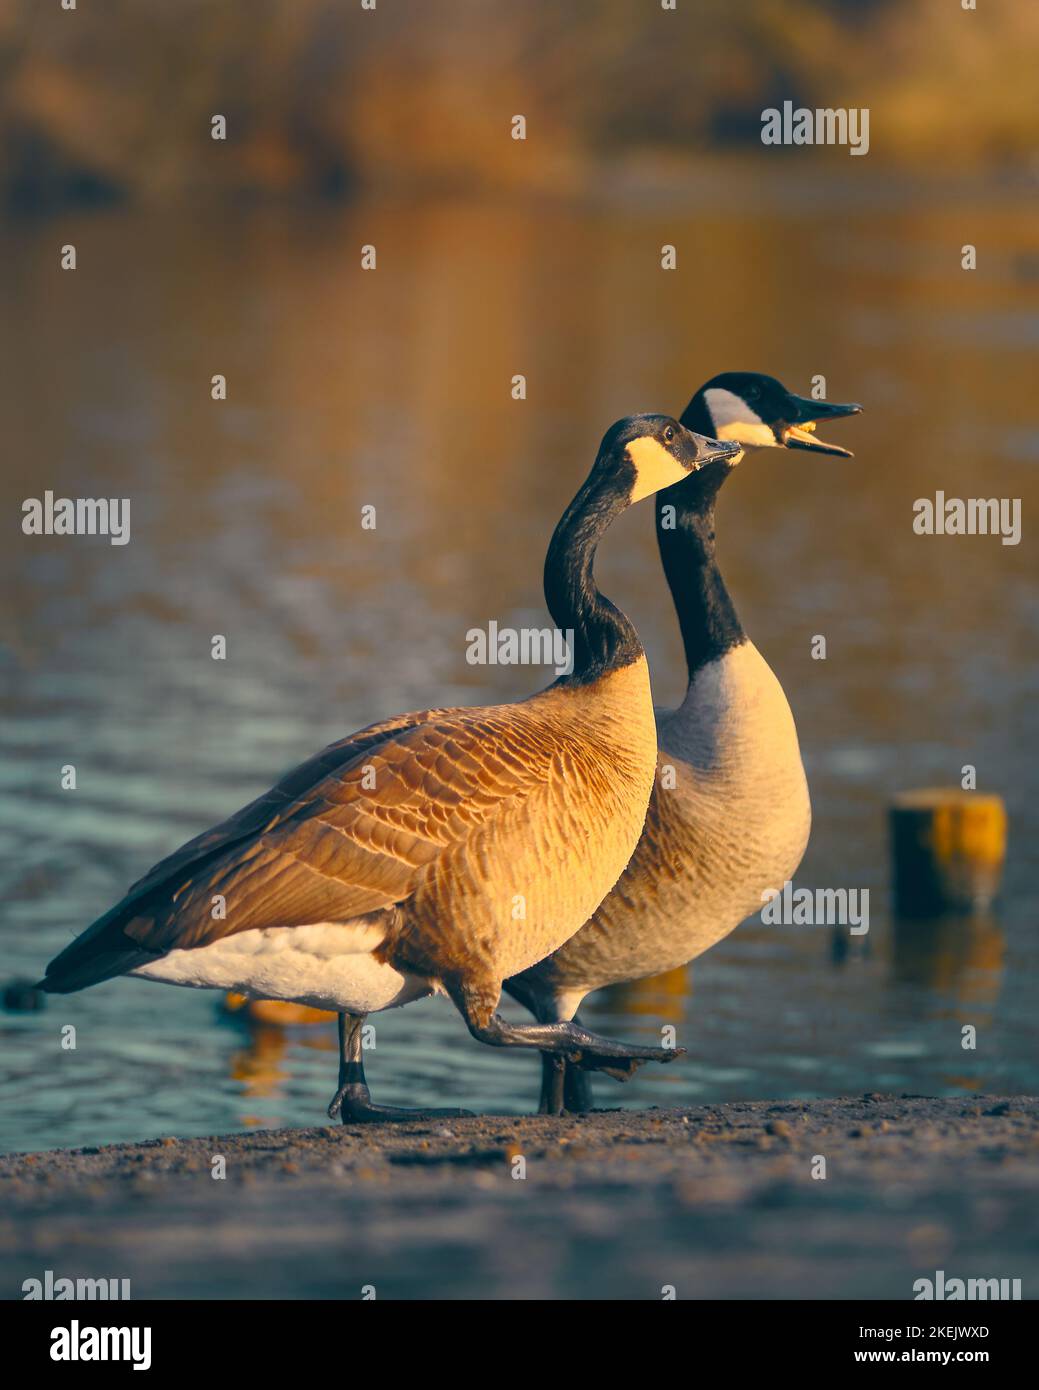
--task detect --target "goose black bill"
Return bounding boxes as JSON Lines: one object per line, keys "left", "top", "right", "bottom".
{"left": 778, "top": 395, "right": 862, "bottom": 457}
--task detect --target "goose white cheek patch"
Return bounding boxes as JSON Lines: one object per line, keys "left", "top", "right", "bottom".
{"left": 704, "top": 388, "right": 778, "bottom": 449}
{"left": 626, "top": 435, "right": 691, "bottom": 502}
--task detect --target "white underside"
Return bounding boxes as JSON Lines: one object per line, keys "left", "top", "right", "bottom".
{"left": 130, "top": 921, "right": 435, "bottom": 1015}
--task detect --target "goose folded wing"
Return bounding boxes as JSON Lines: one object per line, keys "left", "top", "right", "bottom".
{"left": 123, "top": 707, "right": 458, "bottom": 905}
{"left": 42, "top": 708, "right": 552, "bottom": 988}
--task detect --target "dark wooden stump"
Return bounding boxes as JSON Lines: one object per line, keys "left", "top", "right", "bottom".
{"left": 889, "top": 788, "right": 1006, "bottom": 916}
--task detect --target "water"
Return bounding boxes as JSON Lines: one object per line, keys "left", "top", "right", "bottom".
{"left": 2, "top": 172, "right": 1037, "bottom": 1154}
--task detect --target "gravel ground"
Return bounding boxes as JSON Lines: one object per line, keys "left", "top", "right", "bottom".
{"left": 2, "top": 1095, "right": 1037, "bottom": 1300}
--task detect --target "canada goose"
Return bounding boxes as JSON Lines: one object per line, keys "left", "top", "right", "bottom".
{"left": 38, "top": 415, "right": 740, "bottom": 1123}
{"left": 505, "top": 373, "right": 862, "bottom": 1113}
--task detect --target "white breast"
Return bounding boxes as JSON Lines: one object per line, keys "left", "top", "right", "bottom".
{"left": 652, "top": 639, "right": 812, "bottom": 958}
{"left": 528, "top": 639, "right": 812, "bottom": 1007}
{"left": 663, "top": 639, "right": 803, "bottom": 771}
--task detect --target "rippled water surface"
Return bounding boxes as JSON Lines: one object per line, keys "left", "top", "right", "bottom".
{"left": 2, "top": 176, "right": 1037, "bottom": 1153}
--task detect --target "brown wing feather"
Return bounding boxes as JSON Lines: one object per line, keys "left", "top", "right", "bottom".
{"left": 42, "top": 705, "right": 555, "bottom": 987}
{"left": 124, "top": 707, "right": 455, "bottom": 903}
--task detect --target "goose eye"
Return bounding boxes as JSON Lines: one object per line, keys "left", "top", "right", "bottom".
{"left": 664, "top": 425, "right": 675, "bottom": 443}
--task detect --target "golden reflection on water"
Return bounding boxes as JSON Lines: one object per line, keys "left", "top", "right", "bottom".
{"left": 3, "top": 187, "right": 1036, "bottom": 719}
{"left": 892, "top": 912, "right": 1005, "bottom": 1013}
{"left": 231, "top": 1021, "right": 337, "bottom": 1110}
{"left": 602, "top": 965, "right": 690, "bottom": 1024}
{"left": 1, "top": 180, "right": 1037, "bottom": 1148}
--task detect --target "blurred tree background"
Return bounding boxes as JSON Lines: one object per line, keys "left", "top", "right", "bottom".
{"left": 0, "top": 0, "right": 1035, "bottom": 212}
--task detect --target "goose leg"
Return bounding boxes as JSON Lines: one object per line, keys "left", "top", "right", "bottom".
{"left": 539, "top": 1053, "right": 566, "bottom": 1115}
{"left": 539, "top": 1016, "right": 596, "bottom": 1114}
{"left": 327, "top": 1012, "right": 472, "bottom": 1124}
{"left": 463, "top": 1008, "right": 683, "bottom": 1071}
{"left": 562, "top": 1060, "right": 594, "bottom": 1113}
{"left": 537, "top": 1053, "right": 594, "bottom": 1114}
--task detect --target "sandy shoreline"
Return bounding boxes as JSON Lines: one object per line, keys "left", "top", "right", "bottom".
{"left": 2, "top": 1095, "right": 1037, "bottom": 1300}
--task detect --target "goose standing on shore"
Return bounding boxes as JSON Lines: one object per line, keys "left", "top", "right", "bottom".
{"left": 506, "top": 374, "right": 862, "bottom": 1113}
{"left": 39, "top": 416, "right": 739, "bottom": 1122}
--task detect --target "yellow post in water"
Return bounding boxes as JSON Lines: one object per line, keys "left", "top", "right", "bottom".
{"left": 889, "top": 788, "right": 1006, "bottom": 916}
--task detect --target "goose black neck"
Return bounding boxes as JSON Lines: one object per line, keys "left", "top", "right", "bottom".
{"left": 544, "top": 474, "right": 642, "bottom": 687}
{"left": 658, "top": 388, "right": 745, "bottom": 681}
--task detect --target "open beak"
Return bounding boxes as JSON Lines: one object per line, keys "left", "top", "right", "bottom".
{"left": 778, "top": 395, "right": 862, "bottom": 457}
